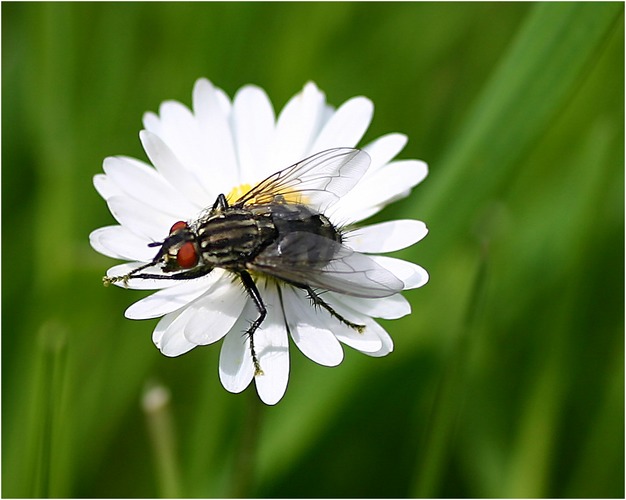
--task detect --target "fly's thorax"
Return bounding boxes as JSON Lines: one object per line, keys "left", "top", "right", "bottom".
{"left": 195, "top": 208, "right": 277, "bottom": 269}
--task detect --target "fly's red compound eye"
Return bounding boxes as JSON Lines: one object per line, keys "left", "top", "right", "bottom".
{"left": 177, "top": 241, "right": 198, "bottom": 268}
{"left": 170, "top": 221, "right": 188, "bottom": 234}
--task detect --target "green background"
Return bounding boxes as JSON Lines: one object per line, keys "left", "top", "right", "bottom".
{"left": 3, "top": 2, "right": 624, "bottom": 498}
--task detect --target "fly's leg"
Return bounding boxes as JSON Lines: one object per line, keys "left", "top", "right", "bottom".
{"left": 212, "top": 193, "right": 229, "bottom": 211}
{"left": 133, "top": 267, "right": 212, "bottom": 281}
{"left": 103, "top": 266, "right": 212, "bottom": 286}
{"left": 304, "top": 286, "right": 365, "bottom": 333}
{"left": 239, "top": 271, "right": 266, "bottom": 376}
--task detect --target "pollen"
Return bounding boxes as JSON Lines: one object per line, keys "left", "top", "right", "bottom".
{"left": 226, "top": 182, "right": 308, "bottom": 205}
{"left": 226, "top": 183, "right": 252, "bottom": 204}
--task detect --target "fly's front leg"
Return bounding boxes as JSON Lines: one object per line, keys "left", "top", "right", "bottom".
{"left": 212, "top": 193, "right": 229, "bottom": 211}
{"left": 304, "top": 286, "right": 365, "bottom": 333}
{"left": 239, "top": 271, "right": 266, "bottom": 376}
{"left": 104, "top": 266, "right": 213, "bottom": 287}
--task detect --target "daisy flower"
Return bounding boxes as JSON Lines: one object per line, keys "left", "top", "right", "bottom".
{"left": 90, "top": 78, "right": 428, "bottom": 405}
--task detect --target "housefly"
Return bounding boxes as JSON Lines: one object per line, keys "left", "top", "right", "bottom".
{"left": 104, "top": 148, "right": 404, "bottom": 374}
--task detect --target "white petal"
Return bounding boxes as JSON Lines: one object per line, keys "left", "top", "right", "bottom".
{"left": 323, "top": 297, "right": 394, "bottom": 355}
{"left": 183, "top": 280, "right": 247, "bottom": 345}
{"left": 90, "top": 226, "right": 155, "bottom": 261}
{"left": 328, "top": 204, "right": 380, "bottom": 227}
{"left": 269, "top": 82, "right": 327, "bottom": 170}
{"left": 192, "top": 79, "right": 240, "bottom": 191}
{"left": 310, "top": 96, "right": 373, "bottom": 152}
{"left": 106, "top": 195, "right": 173, "bottom": 241}
{"left": 334, "top": 326, "right": 382, "bottom": 353}
{"left": 362, "top": 133, "right": 408, "bottom": 172}
{"left": 94, "top": 173, "right": 121, "bottom": 200}
{"left": 124, "top": 272, "right": 222, "bottom": 320}
{"left": 282, "top": 287, "right": 344, "bottom": 367}
{"left": 155, "top": 100, "right": 200, "bottom": 164}
{"left": 333, "top": 293, "right": 411, "bottom": 320}
{"left": 142, "top": 110, "right": 162, "bottom": 136}
{"left": 366, "top": 159, "right": 428, "bottom": 203}
{"left": 346, "top": 220, "right": 428, "bottom": 253}
{"left": 219, "top": 301, "right": 256, "bottom": 394}
{"left": 361, "top": 320, "right": 394, "bottom": 357}
{"left": 146, "top": 99, "right": 230, "bottom": 200}
{"left": 103, "top": 156, "right": 199, "bottom": 217}
{"left": 192, "top": 78, "right": 231, "bottom": 123}
{"left": 331, "top": 159, "right": 428, "bottom": 224}
{"left": 371, "top": 256, "right": 429, "bottom": 289}
{"left": 193, "top": 78, "right": 232, "bottom": 125}
{"left": 253, "top": 288, "right": 290, "bottom": 405}
{"left": 153, "top": 309, "right": 197, "bottom": 357}
{"left": 139, "top": 130, "right": 211, "bottom": 207}
{"left": 144, "top": 99, "right": 195, "bottom": 152}
{"left": 316, "top": 298, "right": 383, "bottom": 353}
{"left": 232, "top": 85, "right": 275, "bottom": 183}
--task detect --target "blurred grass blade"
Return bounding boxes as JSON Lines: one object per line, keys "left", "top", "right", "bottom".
{"left": 412, "top": 245, "right": 491, "bottom": 497}
{"left": 419, "top": 2, "right": 622, "bottom": 245}
{"left": 503, "top": 113, "right": 622, "bottom": 497}
{"left": 409, "top": 3, "right": 620, "bottom": 497}
{"left": 11, "top": 321, "right": 70, "bottom": 498}
{"left": 564, "top": 338, "right": 625, "bottom": 498}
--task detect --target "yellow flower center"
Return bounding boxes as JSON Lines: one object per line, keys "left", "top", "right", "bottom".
{"left": 226, "top": 183, "right": 307, "bottom": 206}
{"left": 226, "top": 183, "right": 252, "bottom": 204}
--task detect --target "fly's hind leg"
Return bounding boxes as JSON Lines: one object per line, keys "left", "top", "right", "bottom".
{"left": 239, "top": 271, "right": 266, "bottom": 376}
{"left": 304, "top": 286, "right": 365, "bottom": 333}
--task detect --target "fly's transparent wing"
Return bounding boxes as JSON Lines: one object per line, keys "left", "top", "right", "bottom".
{"left": 250, "top": 232, "right": 404, "bottom": 298}
{"left": 234, "top": 148, "right": 370, "bottom": 213}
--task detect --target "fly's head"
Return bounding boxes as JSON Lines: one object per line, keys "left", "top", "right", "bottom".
{"left": 153, "top": 221, "right": 200, "bottom": 271}
{"left": 103, "top": 220, "right": 203, "bottom": 286}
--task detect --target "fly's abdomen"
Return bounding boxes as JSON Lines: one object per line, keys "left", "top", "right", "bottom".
{"left": 268, "top": 204, "right": 342, "bottom": 267}
{"left": 196, "top": 210, "right": 277, "bottom": 269}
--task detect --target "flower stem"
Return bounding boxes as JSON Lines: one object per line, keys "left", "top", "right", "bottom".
{"left": 229, "top": 388, "right": 264, "bottom": 498}
{"left": 142, "top": 381, "right": 182, "bottom": 498}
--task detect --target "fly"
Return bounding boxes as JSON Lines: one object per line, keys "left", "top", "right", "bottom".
{"left": 104, "top": 148, "right": 404, "bottom": 375}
